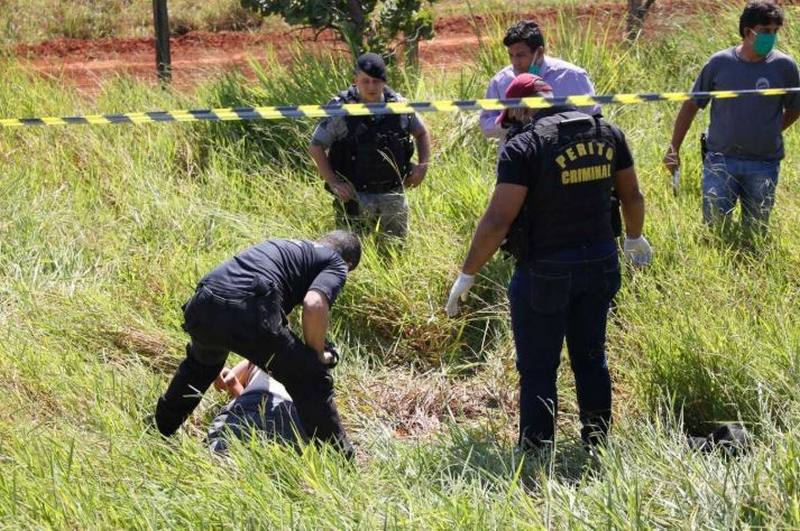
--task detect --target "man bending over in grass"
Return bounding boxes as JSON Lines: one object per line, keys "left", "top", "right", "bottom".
{"left": 153, "top": 230, "right": 360, "bottom": 459}
{"left": 206, "top": 360, "right": 307, "bottom": 453}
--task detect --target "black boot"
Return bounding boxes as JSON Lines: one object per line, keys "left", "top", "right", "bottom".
{"left": 580, "top": 410, "right": 611, "bottom": 448}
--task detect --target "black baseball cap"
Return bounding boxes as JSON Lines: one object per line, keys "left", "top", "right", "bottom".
{"left": 356, "top": 52, "right": 387, "bottom": 81}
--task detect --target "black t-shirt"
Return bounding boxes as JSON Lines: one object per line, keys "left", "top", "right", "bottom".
{"left": 496, "top": 121, "right": 634, "bottom": 187}
{"left": 200, "top": 239, "right": 347, "bottom": 314}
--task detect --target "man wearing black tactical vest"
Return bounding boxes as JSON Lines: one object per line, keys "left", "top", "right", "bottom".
{"left": 446, "top": 74, "right": 652, "bottom": 452}
{"left": 152, "top": 231, "right": 360, "bottom": 459}
{"left": 309, "top": 52, "right": 431, "bottom": 238}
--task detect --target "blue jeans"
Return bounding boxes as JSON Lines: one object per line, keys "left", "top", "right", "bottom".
{"left": 206, "top": 389, "right": 307, "bottom": 454}
{"left": 508, "top": 247, "right": 620, "bottom": 448}
{"left": 702, "top": 152, "right": 780, "bottom": 229}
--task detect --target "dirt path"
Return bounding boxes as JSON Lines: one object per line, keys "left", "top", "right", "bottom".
{"left": 12, "top": 0, "right": 713, "bottom": 95}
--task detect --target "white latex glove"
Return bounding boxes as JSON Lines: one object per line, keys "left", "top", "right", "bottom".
{"left": 445, "top": 272, "right": 475, "bottom": 317}
{"left": 623, "top": 236, "right": 653, "bottom": 267}
{"left": 671, "top": 168, "right": 680, "bottom": 196}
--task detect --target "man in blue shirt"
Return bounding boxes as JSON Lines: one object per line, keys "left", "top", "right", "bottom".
{"left": 480, "top": 20, "right": 600, "bottom": 143}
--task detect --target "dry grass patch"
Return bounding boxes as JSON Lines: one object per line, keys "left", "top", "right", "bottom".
{"left": 342, "top": 364, "right": 517, "bottom": 441}
{"left": 109, "top": 326, "right": 178, "bottom": 373}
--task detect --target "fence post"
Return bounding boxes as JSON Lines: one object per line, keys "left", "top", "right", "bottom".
{"left": 153, "top": 0, "right": 171, "bottom": 84}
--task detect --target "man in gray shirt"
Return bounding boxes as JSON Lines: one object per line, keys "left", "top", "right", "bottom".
{"left": 309, "top": 53, "right": 431, "bottom": 239}
{"left": 664, "top": 0, "right": 800, "bottom": 233}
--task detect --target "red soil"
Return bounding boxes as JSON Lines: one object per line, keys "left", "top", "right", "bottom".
{"left": 11, "top": 0, "right": 714, "bottom": 95}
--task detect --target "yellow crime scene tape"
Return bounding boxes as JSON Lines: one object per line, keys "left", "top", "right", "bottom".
{"left": 0, "top": 88, "right": 797, "bottom": 128}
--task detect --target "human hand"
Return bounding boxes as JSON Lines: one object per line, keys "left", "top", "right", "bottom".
{"left": 405, "top": 163, "right": 428, "bottom": 188}
{"left": 663, "top": 145, "right": 680, "bottom": 175}
{"left": 445, "top": 272, "right": 475, "bottom": 317}
{"left": 213, "top": 368, "right": 231, "bottom": 391}
{"left": 623, "top": 236, "right": 653, "bottom": 267}
{"left": 327, "top": 178, "right": 355, "bottom": 202}
{"left": 321, "top": 339, "right": 340, "bottom": 368}
{"left": 216, "top": 368, "right": 244, "bottom": 398}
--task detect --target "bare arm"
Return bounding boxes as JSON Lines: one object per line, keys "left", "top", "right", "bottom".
{"left": 406, "top": 124, "right": 432, "bottom": 188}
{"left": 414, "top": 126, "right": 431, "bottom": 166}
{"left": 664, "top": 99, "right": 700, "bottom": 173}
{"left": 309, "top": 144, "right": 339, "bottom": 185}
{"left": 461, "top": 183, "right": 528, "bottom": 275}
{"left": 613, "top": 166, "right": 645, "bottom": 239}
{"left": 230, "top": 359, "right": 254, "bottom": 383}
{"left": 782, "top": 109, "right": 800, "bottom": 131}
{"left": 309, "top": 144, "right": 354, "bottom": 201}
{"left": 302, "top": 290, "right": 330, "bottom": 355}
{"left": 213, "top": 358, "right": 251, "bottom": 398}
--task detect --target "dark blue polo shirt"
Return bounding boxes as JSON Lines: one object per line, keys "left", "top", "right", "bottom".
{"left": 200, "top": 239, "right": 348, "bottom": 314}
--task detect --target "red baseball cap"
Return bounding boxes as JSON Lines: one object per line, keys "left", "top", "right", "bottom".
{"left": 496, "top": 73, "right": 553, "bottom": 125}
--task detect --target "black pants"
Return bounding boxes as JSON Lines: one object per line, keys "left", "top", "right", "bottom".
{"left": 155, "top": 282, "right": 353, "bottom": 457}
{"left": 508, "top": 249, "right": 620, "bottom": 449}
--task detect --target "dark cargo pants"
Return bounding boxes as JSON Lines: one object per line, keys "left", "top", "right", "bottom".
{"left": 154, "top": 282, "right": 353, "bottom": 458}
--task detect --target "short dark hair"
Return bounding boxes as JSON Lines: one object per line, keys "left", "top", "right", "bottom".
{"left": 503, "top": 20, "right": 545, "bottom": 51}
{"left": 739, "top": 1, "right": 784, "bottom": 37}
{"left": 317, "top": 230, "right": 362, "bottom": 270}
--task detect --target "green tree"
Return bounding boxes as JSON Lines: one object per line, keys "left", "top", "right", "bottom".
{"left": 240, "top": 0, "right": 437, "bottom": 65}
{"left": 626, "top": 0, "right": 657, "bottom": 41}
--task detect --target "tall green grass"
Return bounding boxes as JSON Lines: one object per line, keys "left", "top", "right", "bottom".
{"left": 1, "top": 3, "right": 800, "bottom": 527}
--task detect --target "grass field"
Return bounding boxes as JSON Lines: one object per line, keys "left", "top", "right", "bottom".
{"left": 1, "top": 2, "right": 800, "bottom": 528}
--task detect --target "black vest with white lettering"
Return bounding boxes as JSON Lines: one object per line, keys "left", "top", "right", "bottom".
{"left": 328, "top": 85, "right": 414, "bottom": 193}
{"left": 508, "top": 109, "right": 617, "bottom": 260}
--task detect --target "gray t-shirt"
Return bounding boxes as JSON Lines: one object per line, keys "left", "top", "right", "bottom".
{"left": 310, "top": 88, "right": 426, "bottom": 149}
{"left": 692, "top": 47, "right": 800, "bottom": 160}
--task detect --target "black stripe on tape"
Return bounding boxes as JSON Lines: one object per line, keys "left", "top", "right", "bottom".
{"left": 145, "top": 112, "right": 176, "bottom": 122}
{"left": 106, "top": 114, "right": 133, "bottom": 124}
{"left": 233, "top": 110, "right": 263, "bottom": 121}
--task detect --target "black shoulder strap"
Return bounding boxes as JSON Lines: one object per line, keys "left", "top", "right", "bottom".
{"left": 383, "top": 86, "right": 400, "bottom": 102}
{"left": 592, "top": 115, "right": 604, "bottom": 139}
{"left": 339, "top": 85, "right": 359, "bottom": 103}
{"left": 337, "top": 85, "right": 363, "bottom": 139}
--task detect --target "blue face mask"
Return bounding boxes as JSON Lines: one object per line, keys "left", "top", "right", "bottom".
{"left": 528, "top": 51, "right": 542, "bottom": 75}
{"left": 752, "top": 29, "right": 777, "bottom": 57}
